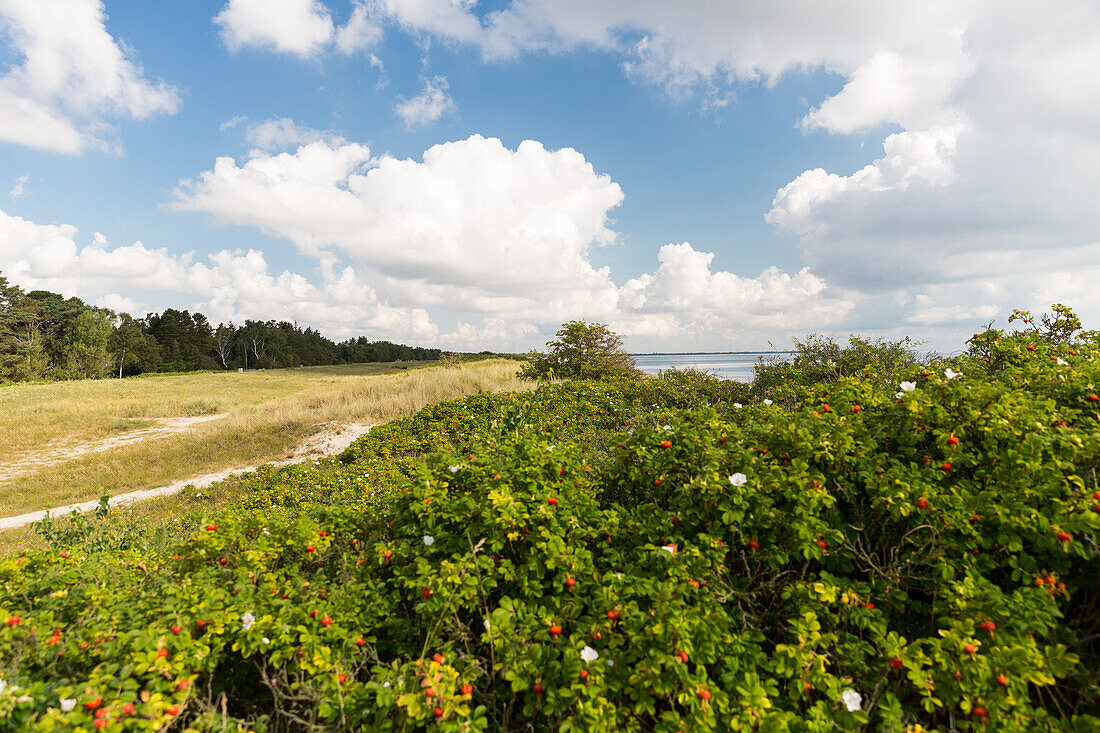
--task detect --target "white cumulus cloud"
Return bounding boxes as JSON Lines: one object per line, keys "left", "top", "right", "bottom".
{"left": 394, "top": 76, "right": 456, "bottom": 128}
{"left": 0, "top": 0, "right": 179, "bottom": 154}
{"left": 214, "top": 0, "right": 335, "bottom": 57}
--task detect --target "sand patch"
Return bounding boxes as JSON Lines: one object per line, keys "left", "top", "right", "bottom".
{"left": 0, "top": 414, "right": 228, "bottom": 484}
{"left": 0, "top": 422, "right": 373, "bottom": 530}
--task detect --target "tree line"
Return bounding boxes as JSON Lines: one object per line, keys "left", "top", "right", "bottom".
{"left": 0, "top": 272, "right": 442, "bottom": 383}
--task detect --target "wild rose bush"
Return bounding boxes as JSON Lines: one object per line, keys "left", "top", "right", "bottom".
{"left": 0, "top": 316, "right": 1097, "bottom": 731}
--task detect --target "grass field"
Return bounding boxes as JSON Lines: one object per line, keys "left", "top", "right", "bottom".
{"left": 0, "top": 359, "right": 525, "bottom": 519}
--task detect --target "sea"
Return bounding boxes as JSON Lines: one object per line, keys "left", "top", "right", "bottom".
{"left": 631, "top": 352, "right": 791, "bottom": 382}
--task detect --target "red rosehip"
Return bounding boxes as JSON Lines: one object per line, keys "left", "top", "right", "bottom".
{"left": 1056, "top": 531, "right": 1072, "bottom": 543}
{"left": 947, "top": 436, "right": 959, "bottom": 448}
{"left": 219, "top": 557, "right": 227, "bottom": 565}
{"left": 980, "top": 621, "right": 996, "bottom": 633}
{"left": 697, "top": 689, "right": 711, "bottom": 700}
{"left": 941, "top": 462, "right": 952, "bottom": 472}
{"left": 166, "top": 705, "right": 179, "bottom": 715}
{"left": 171, "top": 624, "right": 181, "bottom": 634}
{"left": 206, "top": 524, "right": 217, "bottom": 531}
{"left": 433, "top": 653, "right": 445, "bottom": 663}
{"left": 547, "top": 497, "right": 558, "bottom": 505}
{"left": 433, "top": 707, "right": 444, "bottom": 717}
{"left": 383, "top": 550, "right": 392, "bottom": 559}
{"left": 964, "top": 644, "right": 977, "bottom": 655}
{"left": 321, "top": 616, "right": 332, "bottom": 626}
{"left": 821, "top": 404, "right": 831, "bottom": 413}
{"left": 319, "top": 531, "right": 327, "bottom": 537}
{"left": 852, "top": 405, "right": 862, "bottom": 412}
{"left": 157, "top": 648, "right": 168, "bottom": 658}
{"left": 177, "top": 680, "right": 189, "bottom": 690}
{"left": 306, "top": 545, "right": 315, "bottom": 553}
{"left": 310, "top": 610, "right": 318, "bottom": 618}
{"left": 533, "top": 683, "right": 543, "bottom": 695}
{"left": 95, "top": 720, "right": 108, "bottom": 729}
{"left": 122, "top": 702, "right": 134, "bottom": 714}
{"left": 549, "top": 625, "right": 562, "bottom": 636}
{"left": 461, "top": 683, "right": 473, "bottom": 695}
{"left": 816, "top": 539, "right": 827, "bottom": 550}
{"left": 973, "top": 706, "right": 987, "bottom": 717}
{"left": 356, "top": 637, "right": 365, "bottom": 647}
{"left": 660, "top": 440, "right": 672, "bottom": 448}
{"left": 565, "top": 577, "right": 575, "bottom": 588}
{"left": 425, "top": 688, "right": 436, "bottom": 698}
{"left": 85, "top": 698, "right": 101, "bottom": 709}
{"left": 339, "top": 673, "right": 347, "bottom": 683}
{"left": 748, "top": 540, "right": 759, "bottom": 551}
{"left": 677, "top": 651, "right": 689, "bottom": 663}
{"left": 1089, "top": 394, "right": 1099, "bottom": 402}
{"left": 917, "top": 498, "right": 929, "bottom": 509}
{"left": 6, "top": 616, "right": 20, "bottom": 627}
{"left": 889, "top": 657, "right": 903, "bottom": 670}
{"left": 196, "top": 620, "right": 207, "bottom": 628}
{"left": 59, "top": 551, "right": 69, "bottom": 558}
{"left": 997, "top": 675, "right": 1008, "bottom": 687}
{"left": 422, "top": 588, "right": 432, "bottom": 599}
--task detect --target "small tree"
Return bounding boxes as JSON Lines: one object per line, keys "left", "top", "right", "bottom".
{"left": 520, "top": 321, "right": 639, "bottom": 381}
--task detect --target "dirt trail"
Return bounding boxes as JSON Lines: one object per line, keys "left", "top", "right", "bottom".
{"left": 0, "top": 422, "right": 374, "bottom": 530}
{"left": 0, "top": 414, "right": 229, "bottom": 484}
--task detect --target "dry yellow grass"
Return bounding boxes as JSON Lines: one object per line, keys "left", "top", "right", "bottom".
{"left": 0, "top": 359, "right": 525, "bottom": 517}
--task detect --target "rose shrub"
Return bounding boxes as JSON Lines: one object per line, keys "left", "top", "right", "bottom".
{"left": 0, "top": 311, "right": 1097, "bottom": 731}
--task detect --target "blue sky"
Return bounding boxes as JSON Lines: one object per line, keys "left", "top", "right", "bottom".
{"left": 3, "top": 1, "right": 1100, "bottom": 352}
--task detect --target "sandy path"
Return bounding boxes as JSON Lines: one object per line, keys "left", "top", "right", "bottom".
{"left": 0, "top": 414, "right": 229, "bottom": 484}
{"left": 0, "top": 422, "right": 374, "bottom": 530}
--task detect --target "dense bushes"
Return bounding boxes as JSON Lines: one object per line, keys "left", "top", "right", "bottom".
{"left": 0, "top": 317, "right": 1098, "bottom": 731}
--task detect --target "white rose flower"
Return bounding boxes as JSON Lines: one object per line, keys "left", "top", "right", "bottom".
{"left": 262, "top": 636, "right": 271, "bottom": 644}
{"left": 59, "top": 697, "right": 76, "bottom": 712}
{"left": 580, "top": 645, "right": 599, "bottom": 663}
{"left": 842, "top": 689, "right": 862, "bottom": 712}
{"left": 945, "top": 368, "right": 961, "bottom": 380}
{"left": 763, "top": 399, "right": 773, "bottom": 406}
{"left": 241, "top": 611, "right": 255, "bottom": 631}
{"left": 899, "top": 381, "right": 917, "bottom": 392}
{"left": 660, "top": 544, "right": 677, "bottom": 553}
{"left": 733, "top": 403, "right": 743, "bottom": 409}
{"left": 728, "top": 473, "right": 747, "bottom": 487}
{"left": 1056, "top": 356, "right": 1068, "bottom": 366}
{"left": 423, "top": 535, "right": 435, "bottom": 546}
{"left": 448, "top": 465, "right": 460, "bottom": 473}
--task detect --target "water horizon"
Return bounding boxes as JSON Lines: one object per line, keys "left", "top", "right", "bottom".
{"left": 630, "top": 351, "right": 791, "bottom": 382}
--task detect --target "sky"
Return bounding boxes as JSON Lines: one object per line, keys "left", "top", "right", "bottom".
{"left": 2, "top": 1, "right": 1100, "bottom": 353}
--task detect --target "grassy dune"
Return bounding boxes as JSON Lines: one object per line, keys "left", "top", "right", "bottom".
{"left": 0, "top": 360, "right": 525, "bottom": 517}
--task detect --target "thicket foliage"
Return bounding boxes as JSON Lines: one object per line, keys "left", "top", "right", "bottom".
{"left": 1, "top": 310, "right": 1099, "bottom": 731}
{"left": 520, "top": 321, "right": 640, "bottom": 381}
